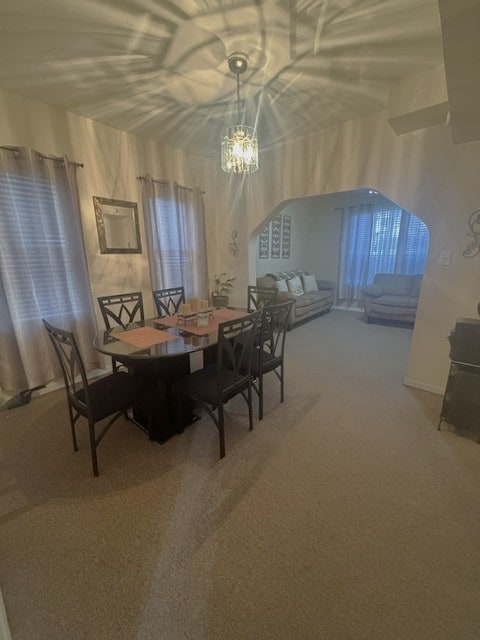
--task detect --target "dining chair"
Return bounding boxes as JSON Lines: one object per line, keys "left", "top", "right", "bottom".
{"left": 174, "top": 311, "right": 261, "bottom": 458}
{"left": 152, "top": 286, "right": 185, "bottom": 317}
{"left": 97, "top": 291, "right": 145, "bottom": 330}
{"left": 247, "top": 285, "right": 278, "bottom": 312}
{"left": 43, "top": 319, "right": 136, "bottom": 477}
{"left": 250, "top": 300, "right": 294, "bottom": 420}
{"left": 97, "top": 291, "right": 145, "bottom": 371}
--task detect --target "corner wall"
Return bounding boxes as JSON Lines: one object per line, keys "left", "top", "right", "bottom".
{"left": 194, "top": 112, "right": 480, "bottom": 394}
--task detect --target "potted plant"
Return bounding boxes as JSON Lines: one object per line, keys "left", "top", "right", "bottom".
{"left": 211, "top": 272, "right": 235, "bottom": 308}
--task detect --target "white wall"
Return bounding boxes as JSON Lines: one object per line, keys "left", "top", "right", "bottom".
{"left": 255, "top": 202, "right": 311, "bottom": 276}
{"left": 194, "top": 112, "right": 480, "bottom": 395}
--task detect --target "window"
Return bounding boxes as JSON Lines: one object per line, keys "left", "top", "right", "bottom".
{"left": 0, "top": 173, "right": 88, "bottom": 320}
{"left": 337, "top": 203, "right": 429, "bottom": 303}
{"left": 153, "top": 195, "right": 197, "bottom": 294}
{"left": 0, "top": 147, "right": 96, "bottom": 392}
{"left": 141, "top": 178, "right": 209, "bottom": 300}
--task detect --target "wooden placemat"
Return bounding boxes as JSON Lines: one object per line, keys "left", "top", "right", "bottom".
{"left": 155, "top": 316, "right": 216, "bottom": 336}
{"left": 114, "top": 326, "right": 177, "bottom": 348}
{"left": 213, "top": 308, "right": 250, "bottom": 321}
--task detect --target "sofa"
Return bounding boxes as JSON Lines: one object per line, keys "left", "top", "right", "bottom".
{"left": 362, "top": 273, "right": 423, "bottom": 324}
{"left": 256, "top": 270, "right": 335, "bottom": 328}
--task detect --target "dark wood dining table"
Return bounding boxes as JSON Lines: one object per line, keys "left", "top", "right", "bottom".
{"left": 93, "top": 308, "right": 250, "bottom": 442}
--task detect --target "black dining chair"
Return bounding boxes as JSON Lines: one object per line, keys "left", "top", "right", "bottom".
{"left": 174, "top": 311, "right": 261, "bottom": 459}
{"left": 43, "top": 319, "right": 136, "bottom": 477}
{"left": 97, "top": 291, "right": 145, "bottom": 371}
{"left": 97, "top": 291, "right": 145, "bottom": 329}
{"left": 247, "top": 285, "right": 279, "bottom": 347}
{"left": 247, "top": 285, "right": 278, "bottom": 312}
{"left": 152, "top": 286, "right": 186, "bottom": 317}
{"left": 250, "top": 300, "right": 293, "bottom": 420}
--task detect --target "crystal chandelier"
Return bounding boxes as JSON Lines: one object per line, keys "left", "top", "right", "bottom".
{"left": 221, "top": 53, "right": 258, "bottom": 174}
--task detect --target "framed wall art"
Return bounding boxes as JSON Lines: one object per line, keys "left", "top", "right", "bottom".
{"left": 93, "top": 196, "right": 142, "bottom": 254}
{"left": 270, "top": 214, "right": 282, "bottom": 259}
{"left": 258, "top": 225, "right": 269, "bottom": 259}
{"left": 281, "top": 214, "right": 291, "bottom": 258}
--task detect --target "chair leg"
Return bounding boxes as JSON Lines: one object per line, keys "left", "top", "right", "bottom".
{"left": 247, "top": 382, "right": 253, "bottom": 431}
{"left": 258, "top": 373, "right": 264, "bottom": 421}
{"left": 218, "top": 403, "right": 226, "bottom": 459}
{"left": 67, "top": 404, "right": 79, "bottom": 451}
{"left": 88, "top": 420, "right": 99, "bottom": 477}
{"left": 280, "top": 363, "right": 284, "bottom": 403}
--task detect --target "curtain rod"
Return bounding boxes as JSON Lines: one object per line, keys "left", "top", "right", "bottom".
{"left": 137, "top": 175, "right": 205, "bottom": 194}
{"left": 37, "top": 151, "right": 84, "bottom": 168}
{"left": 0, "top": 145, "right": 84, "bottom": 167}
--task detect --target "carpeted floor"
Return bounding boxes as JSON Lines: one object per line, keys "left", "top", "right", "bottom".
{"left": 1, "top": 309, "right": 480, "bottom": 640}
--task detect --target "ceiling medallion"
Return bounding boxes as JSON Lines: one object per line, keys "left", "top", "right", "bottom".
{"left": 221, "top": 52, "right": 258, "bottom": 175}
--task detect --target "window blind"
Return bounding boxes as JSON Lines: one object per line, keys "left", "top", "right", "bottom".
{"left": 0, "top": 172, "right": 90, "bottom": 321}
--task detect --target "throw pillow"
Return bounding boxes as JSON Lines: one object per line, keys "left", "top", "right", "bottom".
{"left": 275, "top": 279, "right": 288, "bottom": 292}
{"left": 287, "top": 276, "right": 304, "bottom": 296}
{"left": 302, "top": 274, "right": 318, "bottom": 292}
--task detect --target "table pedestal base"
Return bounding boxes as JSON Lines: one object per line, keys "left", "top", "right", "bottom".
{"left": 128, "top": 354, "right": 196, "bottom": 442}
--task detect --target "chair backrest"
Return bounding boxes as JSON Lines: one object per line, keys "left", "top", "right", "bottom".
{"left": 247, "top": 285, "right": 278, "bottom": 312}
{"left": 42, "top": 319, "right": 90, "bottom": 412}
{"left": 97, "top": 291, "right": 144, "bottom": 330}
{"left": 152, "top": 287, "right": 186, "bottom": 317}
{"left": 216, "top": 312, "right": 260, "bottom": 396}
{"left": 259, "top": 300, "right": 294, "bottom": 359}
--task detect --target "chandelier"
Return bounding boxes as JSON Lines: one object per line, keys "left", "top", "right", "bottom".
{"left": 221, "top": 53, "right": 258, "bottom": 174}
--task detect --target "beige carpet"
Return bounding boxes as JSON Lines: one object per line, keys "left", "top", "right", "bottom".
{"left": 1, "top": 309, "right": 480, "bottom": 640}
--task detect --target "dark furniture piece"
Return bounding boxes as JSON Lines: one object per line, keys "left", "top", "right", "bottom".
{"left": 250, "top": 300, "right": 293, "bottom": 420}
{"left": 362, "top": 273, "right": 422, "bottom": 324}
{"left": 97, "top": 291, "right": 145, "bottom": 329}
{"left": 439, "top": 317, "right": 480, "bottom": 441}
{"left": 174, "top": 312, "right": 260, "bottom": 458}
{"left": 43, "top": 319, "right": 136, "bottom": 477}
{"left": 247, "top": 285, "right": 278, "bottom": 312}
{"left": 93, "top": 310, "right": 253, "bottom": 444}
{"left": 153, "top": 287, "right": 186, "bottom": 317}
{"left": 97, "top": 291, "right": 145, "bottom": 371}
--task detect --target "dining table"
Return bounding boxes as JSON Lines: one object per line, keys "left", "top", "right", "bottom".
{"left": 93, "top": 307, "right": 251, "bottom": 443}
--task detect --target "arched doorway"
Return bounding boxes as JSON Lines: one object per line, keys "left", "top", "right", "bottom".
{"left": 251, "top": 188, "right": 430, "bottom": 321}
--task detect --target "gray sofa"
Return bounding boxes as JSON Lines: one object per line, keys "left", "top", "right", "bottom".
{"left": 256, "top": 270, "right": 335, "bottom": 328}
{"left": 362, "top": 273, "right": 423, "bottom": 324}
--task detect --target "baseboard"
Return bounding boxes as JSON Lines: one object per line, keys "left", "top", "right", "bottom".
{"left": 403, "top": 377, "right": 444, "bottom": 396}
{"left": 0, "top": 587, "right": 12, "bottom": 640}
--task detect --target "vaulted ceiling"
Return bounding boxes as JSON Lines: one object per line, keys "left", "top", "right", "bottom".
{"left": 0, "top": 0, "right": 476, "bottom": 157}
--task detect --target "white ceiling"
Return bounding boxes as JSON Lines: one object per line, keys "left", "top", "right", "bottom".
{"left": 0, "top": 0, "right": 459, "bottom": 156}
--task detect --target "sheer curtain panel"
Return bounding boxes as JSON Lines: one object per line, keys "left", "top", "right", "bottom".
{"left": 0, "top": 147, "right": 98, "bottom": 394}
{"left": 337, "top": 204, "right": 373, "bottom": 303}
{"left": 141, "top": 176, "right": 208, "bottom": 300}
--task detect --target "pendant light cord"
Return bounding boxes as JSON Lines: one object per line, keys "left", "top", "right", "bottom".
{"left": 236, "top": 72, "right": 241, "bottom": 121}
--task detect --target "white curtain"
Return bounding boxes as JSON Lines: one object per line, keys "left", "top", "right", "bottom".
{"left": 141, "top": 176, "right": 209, "bottom": 299}
{"left": 337, "top": 204, "right": 373, "bottom": 303}
{"left": 337, "top": 203, "right": 429, "bottom": 305}
{"left": 0, "top": 146, "right": 99, "bottom": 394}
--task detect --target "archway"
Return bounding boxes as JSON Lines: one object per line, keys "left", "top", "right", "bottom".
{"left": 248, "top": 187, "right": 431, "bottom": 376}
